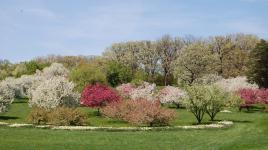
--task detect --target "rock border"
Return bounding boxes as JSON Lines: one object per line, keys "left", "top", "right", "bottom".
{"left": 0, "top": 121, "right": 233, "bottom": 131}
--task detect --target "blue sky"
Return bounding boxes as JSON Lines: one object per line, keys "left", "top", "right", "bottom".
{"left": 1, "top": 0, "right": 268, "bottom": 62}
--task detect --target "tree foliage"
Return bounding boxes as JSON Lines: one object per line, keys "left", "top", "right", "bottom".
{"left": 247, "top": 39, "right": 268, "bottom": 88}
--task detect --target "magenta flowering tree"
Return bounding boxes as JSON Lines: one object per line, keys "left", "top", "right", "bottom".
{"left": 81, "top": 83, "right": 120, "bottom": 115}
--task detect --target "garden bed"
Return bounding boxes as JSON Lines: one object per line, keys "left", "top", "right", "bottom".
{"left": 0, "top": 121, "right": 233, "bottom": 131}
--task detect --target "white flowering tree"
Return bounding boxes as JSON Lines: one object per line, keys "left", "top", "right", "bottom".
{"left": 214, "top": 76, "right": 258, "bottom": 93}
{"left": 0, "top": 82, "right": 15, "bottom": 112}
{"left": 156, "top": 86, "right": 187, "bottom": 108}
{"left": 130, "top": 82, "right": 156, "bottom": 101}
{"left": 40, "top": 63, "right": 69, "bottom": 78}
{"left": 29, "top": 77, "right": 79, "bottom": 110}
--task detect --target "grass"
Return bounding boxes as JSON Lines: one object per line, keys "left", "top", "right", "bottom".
{"left": 1, "top": 99, "right": 268, "bottom": 149}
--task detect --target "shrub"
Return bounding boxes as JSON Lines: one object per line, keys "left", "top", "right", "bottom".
{"left": 48, "top": 107, "right": 87, "bottom": 126}
{"left": 130, "top": 82, "right": 156, "bottom": 101}
{"left": 156, "top": 86, "right": 187, "bottom": 108}
{"left": 183, "top": 85, "right": 209, "bottom": 124}
{"left": 27, "top": 107, "right": 87, "bottom": 126}
{"left": 226, "top": 94, "right": 244, "bottom": 109}
{"left": 0, "top": 82, "right": 15, "bottom": 113}
{"left": 29, "top": 77, "right": 80, "bottom": 110}
{"left": 80, "top": 83, "right": 120, "bottom": 114}
{"left": 102, "top": 99, "right": 176, "bottom": 127}
{"left": 215, "top": 76, "right": 258, "bottom": 93}
{"left": 27, "top": 107, "right": 49, "bottom": 125}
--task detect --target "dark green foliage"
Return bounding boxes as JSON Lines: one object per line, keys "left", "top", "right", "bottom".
{"left": 247, "top": 39, "right": 268, "bottom": 88}
{"left": 106, "top": 61, "right": 132, "bottom": 87}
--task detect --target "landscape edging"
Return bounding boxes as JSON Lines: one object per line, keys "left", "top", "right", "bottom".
{"left": 0, "top": 121, "right": 233, "bottom": 131}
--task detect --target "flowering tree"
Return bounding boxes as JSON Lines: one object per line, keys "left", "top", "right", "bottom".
{"left": 39, "top": 63, "right": 69, "bottom": 78}
{"left": 116, "top": 83, "right": 135, "bottom": 98}
{"left": 156, "top": 86, "right": 187, "bottom": 108}
{"left": 130, "top": 82, "right": 156, "bottom": 101}
{"left": 0, "top": 82, "right": 15, "bottom": 112}
{"left": 215, "top": 76, "right": 258, "bottom": 93}
{"left": 29, "top": 77, "right": 79, "bottom": 110}
{"left": 205, "top": 86, "right": 226, "bottom": 121}
{"left": 238, "top": 88, "right": 268, "bottom": 106}
{"left": 183, "top": 85, "right": 209, "bottom": 124}
{"left": 80, "top": 83, "right": 120, "bottom": 114}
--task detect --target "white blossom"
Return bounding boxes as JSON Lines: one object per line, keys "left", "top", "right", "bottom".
{"left": 0, "top": 82, "right": 15, "bottom": 112}
{"left": 29, "top": 77, "right": 79, "bottom": 110}
{"left": 130, "top": 82, "right": 156, "bottom": 101}
{"left": 41, "top": 63, "right": 69, "bottom": 78}
{"left": 215, "top": 76, "right": 258, "bottom": 93}
{"left": 156, "top": 86, "right": 187, "bottom": 105}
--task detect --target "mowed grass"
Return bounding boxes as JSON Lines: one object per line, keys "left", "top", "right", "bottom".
{"left": 0, "top": 99, "right": 268, "bottom": 150}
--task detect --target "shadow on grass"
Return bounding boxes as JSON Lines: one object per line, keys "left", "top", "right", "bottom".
{"left": 0, "top": 116, "right": 19, "bottom": 120}
{"left": 228, "top": 119, "right": 252, "bottom": 123}
{"left": 13, "top": 99, "right": 28, "bottom": 103}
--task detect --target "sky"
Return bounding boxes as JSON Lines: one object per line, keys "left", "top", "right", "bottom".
{"left": 0, "top": 0, "right": 268, "bottom": 63}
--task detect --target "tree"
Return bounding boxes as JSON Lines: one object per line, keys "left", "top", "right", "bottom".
{"left": 156, "top": 35, "right": 184, "bottom": 85}
{"left": 80, "top": 83, "right": 120, "bottom": 115}
{"left": 205, "top": 86, "right": 226, "bottom": 121}
{"left": 210, "top": 34, "right": 259, "bottom": 78}
{"left": 0, "top": 82, "right": 15, "bottom": 113}
{"left": 247, "top": 39, "right": 268, "bottom": 88}
{"left": 106, "top": 61, "right": 132, "bottom": 87}
{"left": 174, "top": 41, "right": 217, "bottom": 85}
{"left": 70, "top": 63, "right": 107, "bottom": 92}
{"left": 29, "top": 77, "right": 80, "bottom": 110}
{"left": 183, "top": 85, "right": 209, "bottom": 124}
{"left": 137, "top": 41, "right": 160, "bottom": 82}
{"left": 156, "top": 86, "right": 186, "bottom": 108}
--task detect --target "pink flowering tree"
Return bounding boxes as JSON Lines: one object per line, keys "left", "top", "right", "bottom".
{"left": 80, "top": 83, "right": 120, "bottom": 115}
{"left": 156, "top": 86, "right": 187, "bottom": 108}
{"left": 238, "top": 88, "right": 268, "bottom": 110}
{"left": 116, "top": 83, "right": 135, "bottom": 99}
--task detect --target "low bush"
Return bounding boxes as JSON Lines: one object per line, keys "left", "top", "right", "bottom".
{"left": 27, "top": 107, "right": 49, "bottom": 125}
{"left": 102, "top": 99, "right": 176, "bottom": 127}
{"left": 48, "top": 107, "right": 87, "bottom": 126}
{"left": 27, "top": 107, "right": 87, "bottom": 126}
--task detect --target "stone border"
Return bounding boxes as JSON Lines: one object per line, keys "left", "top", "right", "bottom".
{"left": 0, "top": 121, "right": 233, "bottom": 131}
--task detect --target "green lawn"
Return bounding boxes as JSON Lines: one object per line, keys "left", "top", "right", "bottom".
{"left": 0, "top": 99, "right": 268, "bottom": 150}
